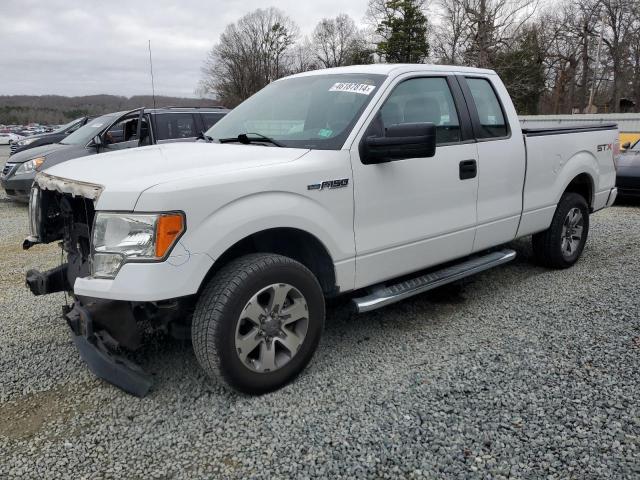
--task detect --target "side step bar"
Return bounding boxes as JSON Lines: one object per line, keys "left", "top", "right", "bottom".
{"left": 352, "top": 249, "right": 516, "bottom": 313}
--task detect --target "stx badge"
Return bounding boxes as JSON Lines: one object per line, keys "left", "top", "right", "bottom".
{"left": 597, "top": 144, "right": 612, "bottom": 152}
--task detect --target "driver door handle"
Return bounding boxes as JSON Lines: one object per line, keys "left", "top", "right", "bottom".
{"left": 459, "top": 159, "right": 477, "bottom": 180}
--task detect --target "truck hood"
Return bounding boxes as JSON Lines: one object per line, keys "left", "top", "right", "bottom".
{"left": 40, "top": 142, "right": 310, "bottom": 210}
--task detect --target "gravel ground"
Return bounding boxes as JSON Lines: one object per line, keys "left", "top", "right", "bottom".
{"left": 1, "top": 144, "right": 639, "bottom": 479}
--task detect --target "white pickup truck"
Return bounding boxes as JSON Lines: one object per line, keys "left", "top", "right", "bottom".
{"left": 24, "top": 64, "right": 618, "bottom": 396}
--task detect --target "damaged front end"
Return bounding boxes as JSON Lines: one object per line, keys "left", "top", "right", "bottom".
{"left": 24, "top": 177, "right": 97, "bottom": 296}
{"left": 23, "top": 174, "right": 188, "bottom": 397}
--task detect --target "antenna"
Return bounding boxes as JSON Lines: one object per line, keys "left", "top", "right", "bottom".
{"left": 148, "top": 40, "right": 157, "bottom": 110}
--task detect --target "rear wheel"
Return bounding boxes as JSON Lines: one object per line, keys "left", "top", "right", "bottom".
{"left": 532, "top": 192, "right": 590, "bottom": 269}
{"left": 192, "top": 253, "right": 325, "bottom": 394}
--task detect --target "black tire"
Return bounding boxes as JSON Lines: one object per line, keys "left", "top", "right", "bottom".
{"left": 532, "top": 192, "right": 590, "bottom": 269}
{"left": 192, "top": 253, "right": 325, "bottom": 394}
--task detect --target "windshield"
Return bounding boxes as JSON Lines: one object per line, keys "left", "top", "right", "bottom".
{"left": 60, "top": 113, "right": 118, "bottom": 145}
{"left": 206, "top": 74, "right": 386, "bottom": 150}
{"left": 630, "top": 139, "right": 640, "bottom": 151}
{"left": 53, "top": 117, "right": 83, "bottom": 134}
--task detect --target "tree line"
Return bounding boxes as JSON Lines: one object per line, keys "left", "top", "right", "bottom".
{"left": 0, "top": 95, "right": 217, "bottom": 126}
{"left": 199, "top": 0, "right": 640, "bottom": 114}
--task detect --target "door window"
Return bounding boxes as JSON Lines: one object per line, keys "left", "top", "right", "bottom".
{"left": 466, "top": 78, "right": 508, "bottom": 138}
{"left": 154, "top": 113, "right": 198, "bottom": 140}
{"left": 103, "top": 115, "right": 148, "bottom": 146}
{"left": 366, "top": 77, "right": 462, "bottom": 145}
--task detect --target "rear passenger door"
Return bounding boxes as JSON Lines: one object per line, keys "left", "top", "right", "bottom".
{"left": 152, "top": 113, "right": 199, "bottom": 144}
{"left": 458, "top": 76, "right": 526, "bottom": 251}
{"left": 351, "top": 74, "right": 479, "bottom": 288}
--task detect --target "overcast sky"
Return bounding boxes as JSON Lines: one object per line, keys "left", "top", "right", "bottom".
{"left": 0, "top": 0, "right": 369, "bottom": 98}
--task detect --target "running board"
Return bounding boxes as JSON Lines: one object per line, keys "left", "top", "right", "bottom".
{"left": 352, "top": 249, "right": 516, "bottom": 313}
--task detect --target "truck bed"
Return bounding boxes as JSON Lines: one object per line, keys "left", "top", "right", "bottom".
{"left": 516, "top": 123, "right": 618, "bottom": 238}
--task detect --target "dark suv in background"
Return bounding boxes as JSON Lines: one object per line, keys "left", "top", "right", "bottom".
{"left": 1, "top": 106, "right": 228, "bottom": 201}
{"left": 10, "top": 116, "right": 92, "bottom": 156}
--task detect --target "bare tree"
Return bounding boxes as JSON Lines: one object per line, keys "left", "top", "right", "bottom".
{"left": 312, "top": 14, "right": 359, "bottom": 68}
{"left": 600, "top": 0, "right": 638, "bottom": 111}
{"left": 465, "top": 0, "right": 539, "bottom": 67}
{"left": 289, "top": 38, "right": 319, "bottom": 73}
{"left": 199, "top": 8, "right": 299, "bottom": 106}
{"left": 432, "top": 0, "right": 469, "bottom": 64}
{"left": 629, "top": 18, "right": 640, "bottom": 112}
{"left": 434, "top": 0, "right": 538, "bottom": 68}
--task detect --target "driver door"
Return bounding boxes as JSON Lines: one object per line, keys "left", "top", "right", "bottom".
{"left": 350, "top": 75, "right": 479, "bottom": 288}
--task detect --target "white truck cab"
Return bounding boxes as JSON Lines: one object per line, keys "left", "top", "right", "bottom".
{"left": 24, "top": 64, "right": 618, "bottom": 396}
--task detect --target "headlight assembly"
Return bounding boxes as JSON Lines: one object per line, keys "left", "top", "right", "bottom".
{"left": 91, "top": 212, "right": 185, "bottom": 278}
{"left": 14, "top": 157, "right": 45, "bottom": 175}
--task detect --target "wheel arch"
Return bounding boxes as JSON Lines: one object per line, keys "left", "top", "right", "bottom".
{"left": 199, "top": 227, "right": 338, "bottom": 296}
{"left": 555, "top": 149, "right": 599, "bottom": 210}
{"left": 563, "top": 172, "right": 595, "bottom": 210}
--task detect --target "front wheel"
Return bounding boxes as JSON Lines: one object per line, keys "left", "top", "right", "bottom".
{"left": 532, "top": 192, "right": 590, "bottom": 269}
{"left": 191, "top": 253, "right": 325, "bottom": 394}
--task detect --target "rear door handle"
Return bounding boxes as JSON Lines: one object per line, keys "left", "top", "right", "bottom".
{"left": 459, "top": 159, "right": 477, "bottom": 180}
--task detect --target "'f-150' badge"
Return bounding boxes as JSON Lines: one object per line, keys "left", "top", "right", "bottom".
{"left": 307, "top": 179, "right": 349, "bottom": 190}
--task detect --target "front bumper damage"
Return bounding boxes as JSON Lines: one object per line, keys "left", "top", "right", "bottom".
{"left": 25, "top": 264, "right": 153, "bottom": 396}
{"left": 23, "top": 174, "right": 159, "bottom": 397}
{"left": 64, "top": 301, "right": 153, "bottom": 398}
{"left": 25, "top": 262, "right": 194, "bottom": 397}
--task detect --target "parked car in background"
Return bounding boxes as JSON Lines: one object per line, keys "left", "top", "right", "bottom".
{"left": 0, "top": 132, "right": 25, "bottom": 145}
{"left": 10, "top": 116, "right": 92, "bottom": 155}
{"left": 1, "top": 106, "right": 228, "bottom": 201}
{"left": 616, "top": 139, "right": 640, "bottom": 197}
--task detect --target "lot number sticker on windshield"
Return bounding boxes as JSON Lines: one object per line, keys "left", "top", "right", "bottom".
{"left": 329, "top": 83, "right": 376, "bottom": 95}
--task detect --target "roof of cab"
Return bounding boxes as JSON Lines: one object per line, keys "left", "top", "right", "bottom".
{"left": 288, "top": 63, "right": 496, "bottom": 79}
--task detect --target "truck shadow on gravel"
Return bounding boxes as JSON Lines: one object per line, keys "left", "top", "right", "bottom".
{"left": 137, "top": 239, "right": 538, "bottom": 397}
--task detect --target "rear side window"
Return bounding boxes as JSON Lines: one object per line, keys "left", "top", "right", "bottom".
{"left": 201, "top": 113, "right": 225, "bottom": 129}
{"left": 154, "top": 113, "right": 197, "bottom": 140}
{"left": 466, "top": 78, "right": 508, "bottom": 139}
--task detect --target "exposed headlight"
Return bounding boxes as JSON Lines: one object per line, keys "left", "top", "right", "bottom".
{"left": 17, "top": 138, "right": 37, "bottom": 146}
{"left": 91, "top": 212, "right": 185, "bottom": 278}
{"left": 14, "top": 157, "right": 45, "bottom": 175}
{"left": 28, "top": 186, "right": 42, "bottom": 240}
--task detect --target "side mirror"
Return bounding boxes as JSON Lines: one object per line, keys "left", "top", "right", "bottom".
{"left": 91, "top": 135, "right": 103, "bottom": 148}
{"left": 360, "top": 122, "right": 436, "bottom": 164}
{"left": 622, "top": 141, "right": 631, "bottom": 150}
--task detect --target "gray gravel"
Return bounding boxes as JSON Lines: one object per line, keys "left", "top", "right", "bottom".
{"left": 1, "top": 144, "right": 639, "bottom": 479}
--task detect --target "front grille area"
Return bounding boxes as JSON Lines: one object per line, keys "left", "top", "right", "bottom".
{"left": 2, "top": 162, "right": 17, "bottom": 176}
{"left": 10, "top": 143, "right": 18, "bottom": 155}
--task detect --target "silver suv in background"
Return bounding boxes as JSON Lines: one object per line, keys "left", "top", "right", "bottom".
{"left": 1, "top": 106, "right": 228, "bottom": 201}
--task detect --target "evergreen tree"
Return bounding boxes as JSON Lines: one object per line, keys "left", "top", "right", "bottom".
{"left": 373, "top": 0, "right": 430, "bottom": 63}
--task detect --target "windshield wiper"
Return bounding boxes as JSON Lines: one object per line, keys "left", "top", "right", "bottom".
{"left": 218, "top": 132, "right": 284, "bottom": 147}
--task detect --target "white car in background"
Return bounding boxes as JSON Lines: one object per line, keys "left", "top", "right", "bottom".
{"left": 0, "top": 132, "right": 25, "bottom": 145}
